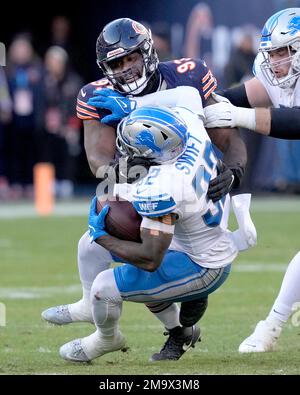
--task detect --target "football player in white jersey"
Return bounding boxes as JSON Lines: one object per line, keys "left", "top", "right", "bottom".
{"left": 204, "top": 8, "right": 300, "bottom": 353}
{"left": 42, "top": 18, "right": 248, "bottom": 362}
{"left": 59, "top": 92, "right": 256, "bottom": 362}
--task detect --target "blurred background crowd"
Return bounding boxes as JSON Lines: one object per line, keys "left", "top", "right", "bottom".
{"left": 0, "top": 0, "right": 300, "bottom": 201}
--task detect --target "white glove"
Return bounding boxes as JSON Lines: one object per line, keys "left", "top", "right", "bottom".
{"left": 204, "top": 93, "right": 256, "bottom": 130}
{"left": 230, "top": 194, "right": 257, "bottom": 251}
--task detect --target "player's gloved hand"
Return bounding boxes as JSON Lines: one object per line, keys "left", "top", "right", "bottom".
{"left": 204, "top": 92, "right": 256, "bottom": 130}
{"left": 87, "top": 88, "right": 137, "bottom": 125}
{"left": 88, "top": 196, "right": 109, "bottom": 243}
{"left": 208, "top": 160, "right": 244, "bottom": 202}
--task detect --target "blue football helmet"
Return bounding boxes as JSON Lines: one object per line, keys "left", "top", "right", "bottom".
{"left": 259, "top": 8, "right": 300, "bottom": 89}
{"left": 116, "top": 106, "right": 189, "bottom": 164}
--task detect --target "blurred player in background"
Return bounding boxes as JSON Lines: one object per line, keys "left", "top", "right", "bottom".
{"left": 42, "top": 17, "right": 247, "bottom": 361}
{"left": 59, "top": 90, "right": 256, "bottom": 362}
{"left": 204, "top": 8, "right": 300, "bottom": 352}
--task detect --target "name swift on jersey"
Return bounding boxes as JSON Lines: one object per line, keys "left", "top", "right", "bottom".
{"left": 130, "top": 106, "right": 238, "bottom": 269}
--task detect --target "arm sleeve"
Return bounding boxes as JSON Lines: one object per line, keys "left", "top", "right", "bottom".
{"left": 270, "top": 107, "right": 300, "bottom": 139}
{"left": 135, "top": 86, "right": 204, "bottom": 117}
{"left": 217, "top": 84, "right": 252, "bottom": 108}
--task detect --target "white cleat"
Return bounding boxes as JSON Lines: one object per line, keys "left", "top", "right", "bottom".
{"left": 41, "top": 300, "right": 93, "bottom": 325}
{"left": 59, "top": 330, "right": 126, "bottom": 362}
{"left": 239, "top": 320, "right": 282, "bottom": 353}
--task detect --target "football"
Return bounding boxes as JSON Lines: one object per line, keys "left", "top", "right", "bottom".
{"left": 96, "top": 196, "right": 142, "bottom": 242}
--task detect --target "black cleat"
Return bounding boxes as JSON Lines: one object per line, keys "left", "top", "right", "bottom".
{"left": 150, "top": 325, "right": 201, "bottom": 361}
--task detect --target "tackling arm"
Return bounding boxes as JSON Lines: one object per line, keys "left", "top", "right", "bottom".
{"left": 205, "top": 97, "right": 300, "bottom": 139}
{"left": 205, "top": 93, "right": 247, "bottom": 172}
{"left": 87, "top": 86, "right": 205, "bottom": 124}
{"left": 218, "top": 77, "right": 272, "bottom": 108}
{"left": 269, "top": 108, "right": 300, "bottom": 139}
{"left": 206, "top": 127, "right": 247, "bottom": 201}
{"left": 207, "top": 127, "right": 247, "bottom": 171}
{"left": 242, "top": 77, "right": 272, "bottom": 135}
{"left": 83, "top": 119, "right": 116, "bottom": 176}
{"left": 135, "top": 86, "right": 204, "bottom": 116}
{"left": 203, "top": 77, "right": 300, "bottom": 137}
{"left": 204, "top": 95, "right": 247, "bottom": 200}
{"left": 243, "top": 78, "right": 300, "bottom": 138}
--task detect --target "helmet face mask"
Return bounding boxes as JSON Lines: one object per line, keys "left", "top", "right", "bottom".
{"left": 259, "top": 8, "right": 300, "bottom": 89}
{"left": 260, "top": 46, "right": 299, "bottom": 88}
{"left": 116, "top": 106, "right": 189, "bottom": 164}
{"left": 99, "top": 51, "right": 147, "bottom": 94}
{"left": 96, "top": 18, "right": 159, "bottom": 94}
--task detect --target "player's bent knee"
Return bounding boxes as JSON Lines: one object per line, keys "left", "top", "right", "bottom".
{"left": 90, "top": 269, "right": 121, "bottom": 304}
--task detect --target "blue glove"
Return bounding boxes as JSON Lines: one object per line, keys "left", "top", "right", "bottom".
{"left": 87, "top": 88, "right": 137, "bottom": 125}
{"left": 88, "top": 196, "right": 110, "bottom": 243}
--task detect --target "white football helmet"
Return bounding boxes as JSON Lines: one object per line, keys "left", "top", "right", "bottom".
{"left": 116, "top": 106, "right": 189, "bottom": 164}
{"left": 259, "top": 8, "right": 300, "bottom": 89}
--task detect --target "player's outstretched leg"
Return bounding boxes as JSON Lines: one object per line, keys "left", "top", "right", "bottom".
{"left": 41, "top": 232, "right": 113, "bottom": 325}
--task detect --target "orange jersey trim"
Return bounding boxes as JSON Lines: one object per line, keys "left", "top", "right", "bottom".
{"left": 204, "top": 83, "right": 217, "bottom": 100}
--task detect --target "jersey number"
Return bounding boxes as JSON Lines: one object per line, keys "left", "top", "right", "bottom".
{"left": 135, "top": 168, "right": 161, "bottom": 194}
{"left": 173, "top": 58, "right": 196, "bottom": 73}
{"left": 192, "top": 141, "right": 224, "bottom": 227}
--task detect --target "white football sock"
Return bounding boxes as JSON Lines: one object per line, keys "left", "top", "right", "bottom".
{"left": 146, "top": 302, "right": 180, "bottom": 329}
{"left": 68, "top": 298, "right": 92, "bottom": 321}
{"left": 266, "top": 251, "right": 300, "bottom": 327}
{"left": 91, "top": 269, "right": 123, "bottom": 337}
{"left": 231, "top": 194, "right": 257, "bottom": 251}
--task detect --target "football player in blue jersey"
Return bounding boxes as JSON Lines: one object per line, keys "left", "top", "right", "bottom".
{"left": 42, "top": 18, "right": 247, "bottom": 361}
{"left": 59, "top": 95, "right": 256, "bottom": 362}
{"left": 204, "top": 8, "right": 300, "bottom": 353}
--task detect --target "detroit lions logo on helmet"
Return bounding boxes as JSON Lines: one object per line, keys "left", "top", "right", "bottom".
{"left": 135, "top": 130, "right": 161, "bottom": 152}
{"left": 287, "top": 16, "right": 300, "bottom": 36}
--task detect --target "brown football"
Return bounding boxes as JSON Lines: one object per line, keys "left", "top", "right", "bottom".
{"left": 97, "top": 196, "right": 142, "bottom": 242}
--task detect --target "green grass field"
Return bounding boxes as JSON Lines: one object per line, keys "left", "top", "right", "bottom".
{"left": 1, "top": 198, "right": 300, "bottom": 375}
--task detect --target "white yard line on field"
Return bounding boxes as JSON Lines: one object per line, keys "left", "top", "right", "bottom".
{"left": 0, "top": 200, "right": 89, "bottom": 218}
{"left": 0, "top": 263, "right": 287, "bottom": 300}
{"left": 0, "top": 284, "right": 82, "bottom": 299}
{"left": 233, "top": 263, "right": 287, "bottom": 272}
